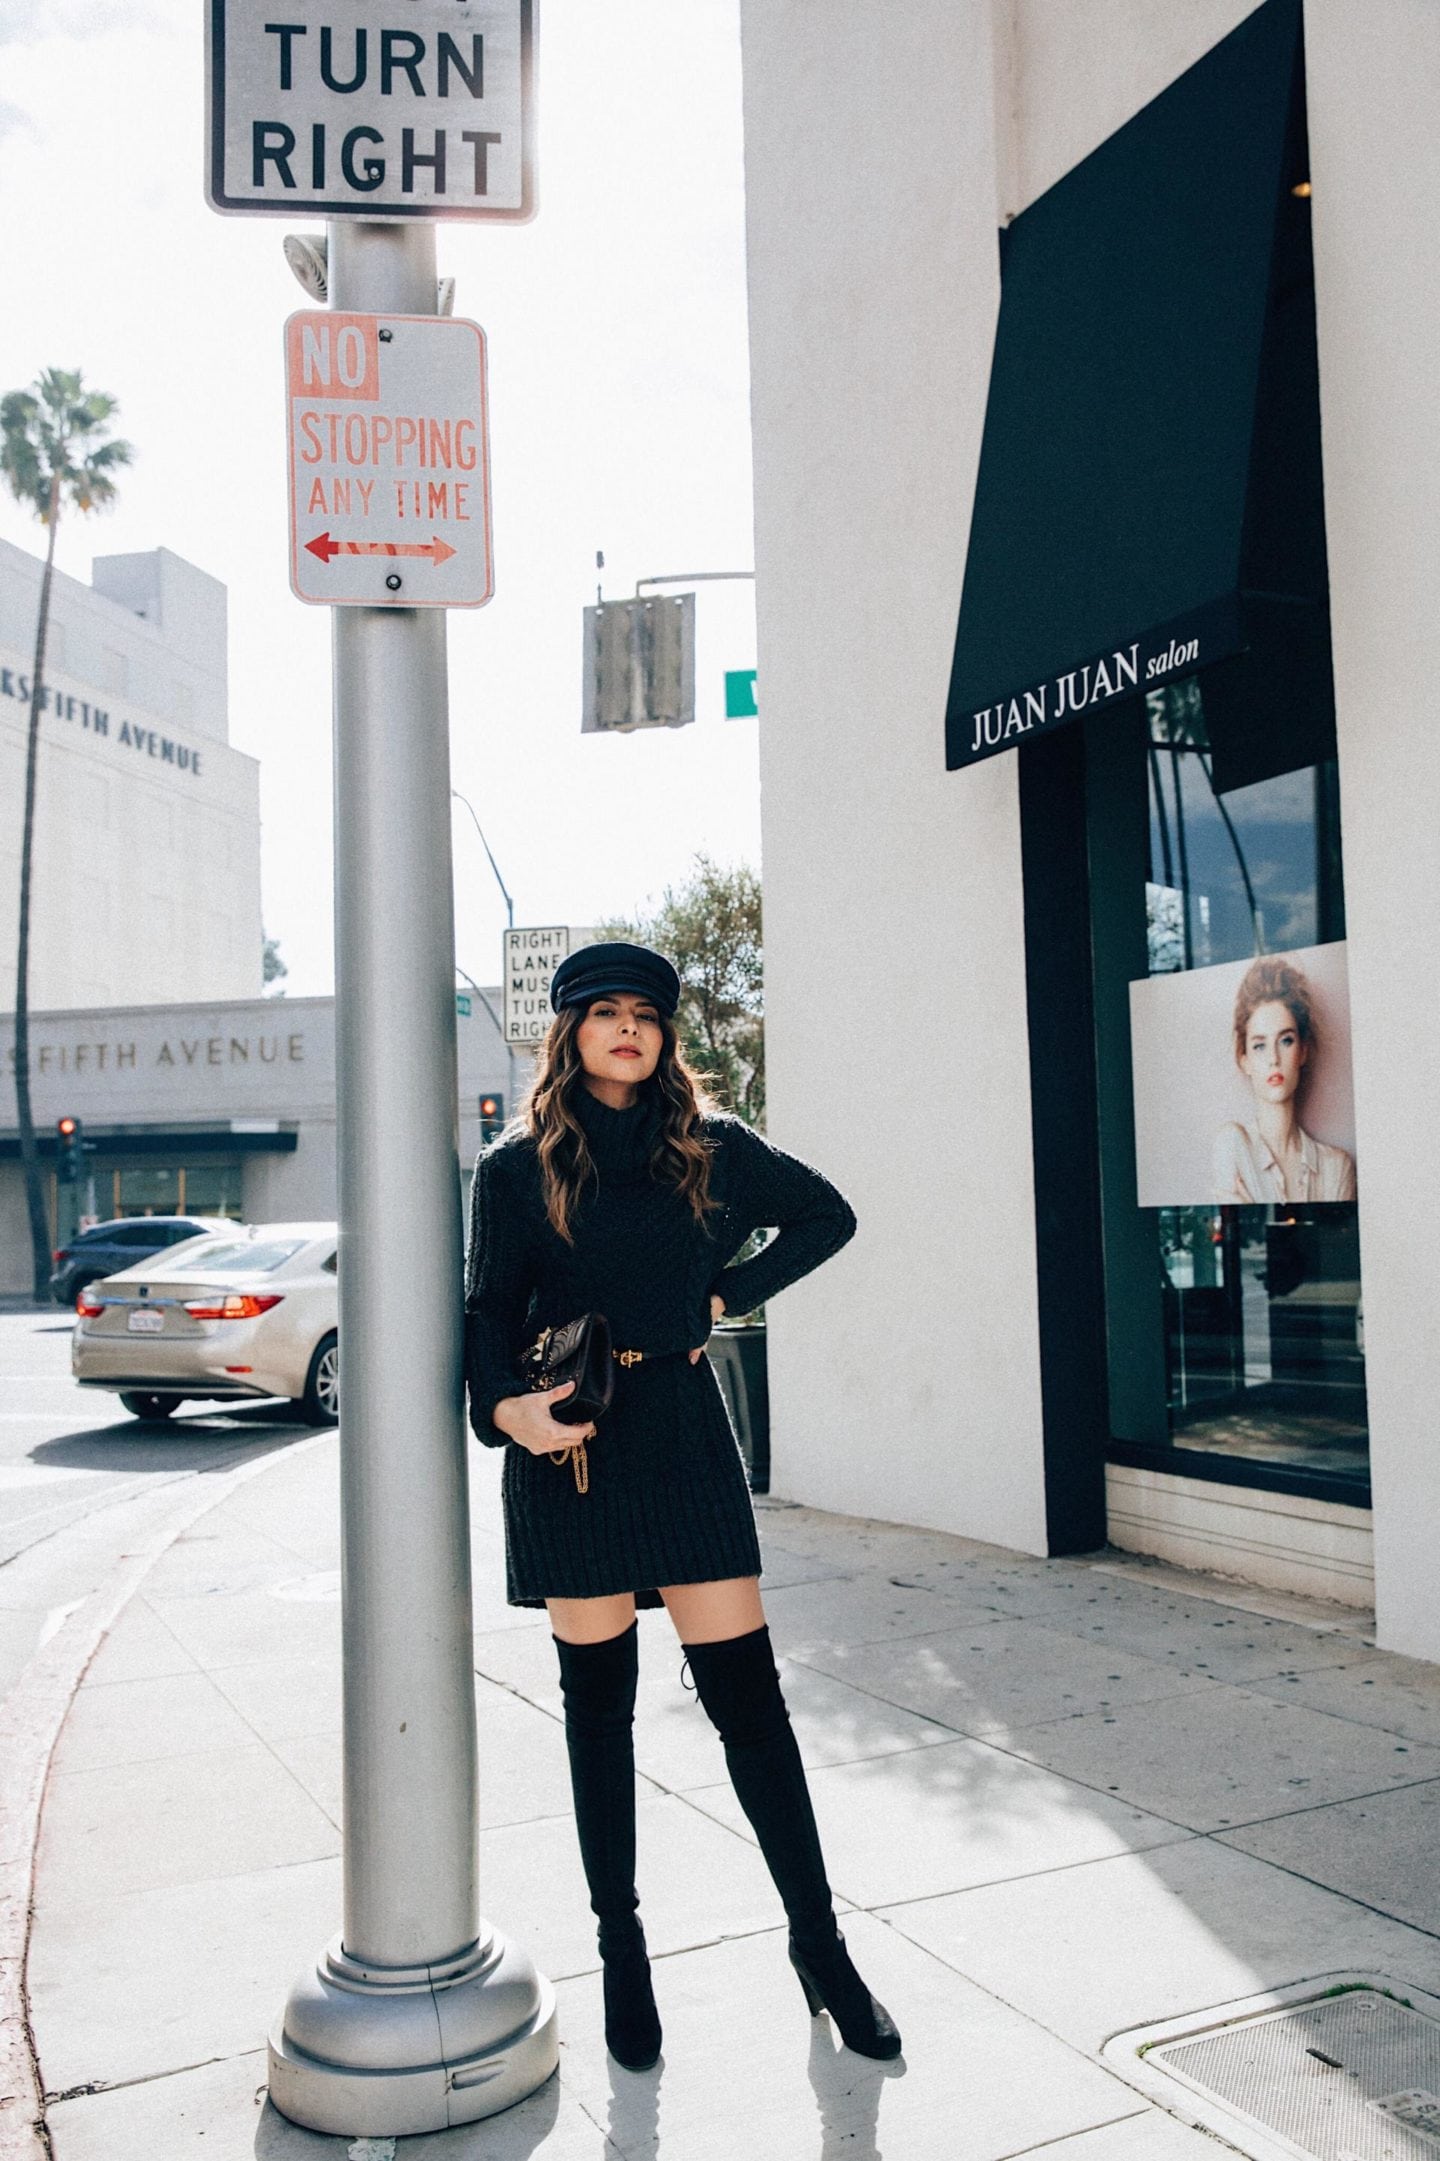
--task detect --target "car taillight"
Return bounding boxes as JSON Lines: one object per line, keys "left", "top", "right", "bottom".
{"left": 76, "top": 1289, "right": 104, "bottom": 1317}
{"left": 53, "top": 1248, "right": 68, "bottom": 1263}
{"left": 181, "top": 1293, "right": 285, "bottom": 1320}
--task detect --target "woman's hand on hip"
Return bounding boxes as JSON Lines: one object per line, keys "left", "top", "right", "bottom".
{"left": 493, "top": 1384, "right": 598, "bottom": 1454}
{"left": 688, "top": 1293, "right": 726, "bottom": 1364}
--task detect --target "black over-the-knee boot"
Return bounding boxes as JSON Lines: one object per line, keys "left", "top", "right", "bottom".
{"left": 552, "top": 1621, "right": 662, "bottom": 2071}
{"left": 681, "top": 1623, "right": 902, "bottom": 2059}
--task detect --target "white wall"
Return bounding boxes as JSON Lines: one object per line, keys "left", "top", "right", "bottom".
{"left": 739, "top": 0, "right": 1426, "bottom": 1592}
{"left": 997, "top": 0, "right": 1261, "bottom": 217}
{"left": 243, "top": 1133, "right": 339, "bottom": 1228}
{"left": 740, "top": 0, "right": 1048, "bottom": 1553}
{"left": 0, "top": 540, "right": 261, "bottom": 1012}
{"left": 1305, "top": 0, "right": 1440, "bottom": 1662}
{"left": 91, "top": 551, "right": 230, "bottom": 736}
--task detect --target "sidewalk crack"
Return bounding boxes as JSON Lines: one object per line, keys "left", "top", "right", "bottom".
{"left": 45, "top": 2047, "right": 259, "bottom": 2103}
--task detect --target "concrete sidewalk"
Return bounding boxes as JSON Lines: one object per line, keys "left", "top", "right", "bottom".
{"left": 25, "top": 1431, "right": 1440, "bottom": 2160}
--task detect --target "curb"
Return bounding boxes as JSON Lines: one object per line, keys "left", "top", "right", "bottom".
{"left": 0, "top": 1432, "right": 336, "bottom": 2160}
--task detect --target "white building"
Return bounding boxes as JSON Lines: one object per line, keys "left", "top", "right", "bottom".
{"left": 0, "top": 990, "right": 514, "bottom": 1289}
{"left": 740, "top": 0, "right": 1440, "bottom": 1662}
{"left": 0, "top": 540, "right": 261, "bottom": 1011}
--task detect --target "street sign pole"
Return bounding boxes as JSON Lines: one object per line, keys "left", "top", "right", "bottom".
{"left": 267, "top": 216, "right": 556, "bottom": 2137}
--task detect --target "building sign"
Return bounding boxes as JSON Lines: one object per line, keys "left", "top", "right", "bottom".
{"left": 5, "top": 1029, "right": 306, "bottom": 1078}
{"left": 0, "top": 650, "right": 205, "bottom": 779}
{"left": 206, "top": 0, "right": 536, "bottom": 222}
{"left": 286, "top": 310, "right": 493, "bottom": 609}
{"left": 952, "top": 599, "right": 1243, "bottom": 770}
{"left": 504, "top": 926, "right": 578, "bottom": 1043}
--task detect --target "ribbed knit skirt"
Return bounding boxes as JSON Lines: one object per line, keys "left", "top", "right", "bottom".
{"left": 498, "top": 1352, "right": 763, "bottom": 1608}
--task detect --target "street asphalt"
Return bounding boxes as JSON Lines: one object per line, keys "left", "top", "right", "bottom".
{"left": 0, "top": 1308, "right": 317, "bottom": 1702}
{"left": 8, "top": 1309, "right": 1440, "bottom": 2159}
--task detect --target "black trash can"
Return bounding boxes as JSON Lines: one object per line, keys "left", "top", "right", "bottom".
{"left": 706, "top": 1321, "right": 770, "bottom": 1492}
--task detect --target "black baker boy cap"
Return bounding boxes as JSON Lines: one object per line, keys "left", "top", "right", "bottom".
{"left": 550, "top": 941, "right": 681, "bottom": 1020}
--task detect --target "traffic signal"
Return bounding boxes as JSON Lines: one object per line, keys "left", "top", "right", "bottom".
{"left": 56, "top": 1115, "right": 83, "bottom": 1182}
{"left": 479, "top": 1093, "right": 506, "bottom": 1144}
{"left": 582, "top": 593, "right": 696, "bottom": 733}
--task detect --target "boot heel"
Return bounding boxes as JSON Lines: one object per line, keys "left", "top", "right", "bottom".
{"left": 787, "top": 1932, "right": 902, "bottom": 2059}
{"left": 600, "top": 1928, "right": 662, "bottom": 2072}
{"left": 792, "top": 1957, "right": 825, "bottom": 2017}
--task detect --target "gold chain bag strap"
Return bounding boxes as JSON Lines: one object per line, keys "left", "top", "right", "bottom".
{"left": 519, "top": 1313, "right": 615, "bottom": 1492}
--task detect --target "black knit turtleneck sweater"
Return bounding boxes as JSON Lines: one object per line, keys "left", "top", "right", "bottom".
{"left": 463, "top": 1085, "right": 857, "bottom": 1607}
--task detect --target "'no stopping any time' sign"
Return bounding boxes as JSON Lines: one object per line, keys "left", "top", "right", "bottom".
{"left": 286, "top": 310, "right": 494, "bottom": 607}
{"left": 207, "top": 0, "right": 536, "bottom": 220}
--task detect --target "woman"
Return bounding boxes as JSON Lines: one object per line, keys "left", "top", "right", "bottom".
{"left": 1212, "top": 955, "right": 1356, "bottom": 1205}
{"left": 464, "top": 940, "right": 901, "bottom": 2074}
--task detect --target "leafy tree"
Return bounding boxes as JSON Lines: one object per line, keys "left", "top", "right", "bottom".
{"left": 1, "top": 369, "right": 133, "bottom": 1299}
{"left": 596, "top": 852, "right": 764, "bottom": 1122}
{"left": 262, "top": 930, "right": 288, "bottom": 996}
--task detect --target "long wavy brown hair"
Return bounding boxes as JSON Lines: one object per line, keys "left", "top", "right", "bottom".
{"left": 518, "top": 1002, "right": 726, "bottom": 1244}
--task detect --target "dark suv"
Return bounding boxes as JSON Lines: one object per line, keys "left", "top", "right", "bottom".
{"left": 50, "top": 1218, "right": 234, "bottom": 1308}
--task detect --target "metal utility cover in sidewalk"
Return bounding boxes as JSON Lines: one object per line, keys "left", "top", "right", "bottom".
{"left": 1106, "top": 1977, "right": 1440, "bottom": 2159}
{"left": 286, "top": 310, "right": 493, "bottom": 608}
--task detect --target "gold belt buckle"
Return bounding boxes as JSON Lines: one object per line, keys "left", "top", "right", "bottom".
{"left": 616, "top": 1348, "right": 644, "bottom": 1368}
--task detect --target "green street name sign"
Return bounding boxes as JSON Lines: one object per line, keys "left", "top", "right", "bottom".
{"left": 724, "top": 668, "right": 758, "bottom": 718}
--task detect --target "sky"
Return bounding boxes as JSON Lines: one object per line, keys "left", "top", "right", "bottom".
{"left": 0, "top": 0, "right": 759, "bottom": 998}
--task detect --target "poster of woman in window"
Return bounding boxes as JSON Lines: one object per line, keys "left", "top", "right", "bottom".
{"left": 1130, "top": 943, "right": 1356, "bottom": 1209}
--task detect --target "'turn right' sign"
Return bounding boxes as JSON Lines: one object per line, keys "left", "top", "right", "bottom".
{"left": 207, "top": 0, "right": 536, "bottom": 221}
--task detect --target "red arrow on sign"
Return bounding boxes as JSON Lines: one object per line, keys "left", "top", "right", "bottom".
{"left": 305, "top": 531, "right": 457, "bottom": 567}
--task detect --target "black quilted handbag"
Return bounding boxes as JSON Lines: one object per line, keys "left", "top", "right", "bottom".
{"left": 519, "top": 1313, "right": 615, "bottom": 1491}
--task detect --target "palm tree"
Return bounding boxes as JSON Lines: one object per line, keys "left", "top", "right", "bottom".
{"left": 1, "top": 369, "right": 133, "bottom": 1300}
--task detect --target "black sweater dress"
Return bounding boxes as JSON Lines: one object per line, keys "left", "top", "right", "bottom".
{"left": 463, "top": 1084, "right": 858, "bottom": 1609}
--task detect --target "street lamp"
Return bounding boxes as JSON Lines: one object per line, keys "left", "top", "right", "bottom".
{"left": 456, "top": 963, "right": 504, "bottom": 1043}
{"left": 452, "top": 790, "right": 517, "bottom": 1111}
{"left": 632, "top": 570, "right": 754, "bottom": 595}
{"left": 452, "top": 787, "right": 515, "bottom": 930}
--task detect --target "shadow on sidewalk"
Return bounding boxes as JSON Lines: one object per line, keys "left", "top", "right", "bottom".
{"left": 30, "top": 1476, "right": 1440, "bottom": 2161}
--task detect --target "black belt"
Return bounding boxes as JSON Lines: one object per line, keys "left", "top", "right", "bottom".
{"left": 611, "top": 1345, "right": 692, "bottom": 1368}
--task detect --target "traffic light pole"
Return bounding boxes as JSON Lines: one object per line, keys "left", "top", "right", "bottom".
{"left": 55, "top": 1118, "right": 84, "bottom": 1246}
{"left": 267, "top": 216, "right": 557, "bottom": 2138}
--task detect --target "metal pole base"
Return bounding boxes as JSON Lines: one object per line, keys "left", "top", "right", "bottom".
{"left": 268, "top": 1927, "right": 558, "bottom": 2137}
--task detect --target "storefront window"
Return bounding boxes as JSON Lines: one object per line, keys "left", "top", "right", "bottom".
{"left": 1088, "top": 681, "right": 1368, "bottom": 1501}
{"left": 113, "top": 1161, "right": 244, "bottom": 1219}
{"left": 118, "top": 1167, "right": 180, "bottom": 1216}
{"left": 181, "top": 1163, "right": 244, "bottom": 1218}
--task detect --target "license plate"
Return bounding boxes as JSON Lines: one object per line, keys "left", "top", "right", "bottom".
{"left": 127, "top": 1307, "right": 164, "bottom": 1335}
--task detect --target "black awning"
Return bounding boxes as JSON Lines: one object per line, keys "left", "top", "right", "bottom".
{"left": 945, "top": 0, "right": 1333, "bottom": 779}
{"left": 0, "top": 1127, "right": 300, "bottom": 1163}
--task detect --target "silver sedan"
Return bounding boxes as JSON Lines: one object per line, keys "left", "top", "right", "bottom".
{"left": 71, "top": 1222, "right": 339, "bottom": 1424}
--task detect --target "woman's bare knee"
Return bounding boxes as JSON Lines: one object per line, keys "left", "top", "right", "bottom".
{"left": 658, "top": 1577, "right": 765, "bottom": 1643}
{"left": 546, "top": 1592, "right": 637, "bottom": 1644}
